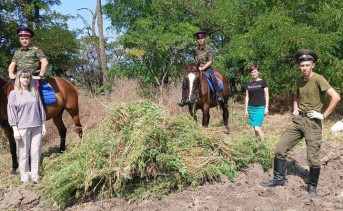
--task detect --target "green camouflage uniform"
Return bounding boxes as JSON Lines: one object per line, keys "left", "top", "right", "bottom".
{"left": 194, "top": 45, "right": 213, "bottom": 66}
{"left": 11, "top": 46, "right": 46, "bottom": 76}
{"left": 275, "top": 73, "right": 331, "bottom": 167}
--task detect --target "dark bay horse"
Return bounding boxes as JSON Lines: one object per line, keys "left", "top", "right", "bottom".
{"left": 0, "top": 77, "right": 83, "bottom": 174}
{"left": 184, "top": 64, "right": 230, "bottom": 131}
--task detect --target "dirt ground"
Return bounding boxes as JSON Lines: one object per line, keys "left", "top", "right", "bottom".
{"left": 1, "top": 84, "right": 343, "bottom": 210}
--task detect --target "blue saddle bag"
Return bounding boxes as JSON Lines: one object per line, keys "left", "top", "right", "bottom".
{"left": 205, "top": 76, "right": 223, "bottom": 93}
{"left": 39, "top": 81, "right": 57, "bottom": 105}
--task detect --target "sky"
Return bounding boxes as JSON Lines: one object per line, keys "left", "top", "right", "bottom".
{"left": 51, "top": 0, "right": 113, "bottom": 38}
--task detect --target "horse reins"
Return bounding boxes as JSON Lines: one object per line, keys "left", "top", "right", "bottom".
{"left": 2, "top": 79, "right": 14, "bottom": 89}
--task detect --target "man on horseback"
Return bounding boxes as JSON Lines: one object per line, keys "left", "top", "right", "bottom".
{"left": 178, "top": 31, "right": 224, "bottom": 107}
{"left": 8, "top": 26, "right": 48, "bottom": 80}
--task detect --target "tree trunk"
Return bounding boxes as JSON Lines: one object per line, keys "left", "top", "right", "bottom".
{"left": 92, "top": 1, "right": 103, "bottom": 85}
{"left": 97, "top": 0, "right": 107, "bottom": 83}
{"left": 34, "top": 0, "right": 40, "bottom": 29}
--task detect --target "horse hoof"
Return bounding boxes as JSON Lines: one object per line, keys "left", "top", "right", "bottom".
{"left": 60, "top": 150, "right": 65, "bottom": 153}
{"left": 10, "top": 169, "right": 17, "bottom": 175}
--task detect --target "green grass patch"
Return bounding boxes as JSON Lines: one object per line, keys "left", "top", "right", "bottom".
{"left": 41, "top": 101, "right": 236, "bottom": 208}
{"left": 230, "top": 138, "right": 274, "bottom": 171}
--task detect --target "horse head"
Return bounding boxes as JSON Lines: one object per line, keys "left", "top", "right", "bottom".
{"left": 184, "top": 64, "right": 201, "bottom": 103}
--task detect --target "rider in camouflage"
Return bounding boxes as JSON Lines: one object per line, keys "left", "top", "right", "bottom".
{"left": 178, "top": 31, "right": 224, "bottom": 107}
{"left": 8, "top": 26, "right": 48, "bottom": 80}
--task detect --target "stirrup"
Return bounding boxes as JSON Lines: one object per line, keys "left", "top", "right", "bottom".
{"left": 216, "top": 94, "right": 224, "bottom": 104}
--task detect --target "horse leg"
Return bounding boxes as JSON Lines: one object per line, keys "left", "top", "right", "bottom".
{"left": 53, "top": 110, "right": 67, "bottom": 153}
{"left": 66, "top": 107, "right": 83, "bottom": 138}
{"left": 3, "top": 124, "right": 18, "bottom": 174}
{"left": 202, "top": 104, "right": 210, "bottom": 127}
{"left": 221, "top": 102, "right": 230, "bottom": 133}
{"left": 188, "top": 104, "right": 197, "bottom": 122}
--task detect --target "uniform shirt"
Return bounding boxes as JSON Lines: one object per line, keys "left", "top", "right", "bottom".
{"left": 194, "top": 45, "right": 213, "bottom": 67}
{"left": 7, "top": 90, "right": 46, "bottom": 129}
{"left": 295, "top": 72, "right": 331, "bottom": 112}
{"left": 246, "top": 79, "right": 268, "bottom": 106}
{"left": 11, "top": 46, "right": 46, "bottom": 75}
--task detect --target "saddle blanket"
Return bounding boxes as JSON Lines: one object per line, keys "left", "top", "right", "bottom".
{"left": 39, "top": 81, "right": 57, "bottom": 105}
{"left": 205, "top": 76, "right": 223, "bottom": 93}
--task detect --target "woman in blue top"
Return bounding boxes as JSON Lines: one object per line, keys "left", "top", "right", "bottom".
{"left": 244, "top": 66, "right": 269, "bottom": 141}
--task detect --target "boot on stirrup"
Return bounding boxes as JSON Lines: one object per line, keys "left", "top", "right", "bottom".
{"left": 308, "top": 167, "right": 320, "bottom": 195}
{"left": 216, "top": 92, "right": 224, "bottom": 104}
{"left": 261, "top": 158, "right": 286, "bottom": 187}
{"left": 211, "top": 77, "right": 224, "bottom": 104}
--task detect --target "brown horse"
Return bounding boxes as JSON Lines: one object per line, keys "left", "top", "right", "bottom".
{"left": 184, "top": 64, "right": 230, "bottom": 131}
{"left": 0, "top": 77, "right": 83, "bottom": 174}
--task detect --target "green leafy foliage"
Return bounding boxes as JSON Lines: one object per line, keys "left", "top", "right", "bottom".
{"left": 105, "top": 0, "right": 343, "bottom": 96}
{"left": 230, "top": 138, "right": 273, "bottom": 171}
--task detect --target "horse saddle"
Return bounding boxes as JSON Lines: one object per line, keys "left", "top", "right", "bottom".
{"left": 205, "top": 76, "right": 223, "bottom": 93}
{"left": 39, "top": 80, "right": 57, "bottom": 105}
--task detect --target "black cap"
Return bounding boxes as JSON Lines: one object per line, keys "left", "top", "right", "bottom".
{"left": 194, "top": 31, "right": 207, "bottom": 39}
{"left": 17, "top": 26, "right": 34, "bottom": 37}
{"left": 295, "top": 49, "right": 318, "bottom": 63}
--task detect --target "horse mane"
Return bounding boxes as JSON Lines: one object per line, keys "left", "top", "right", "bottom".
{"left": 185, "top": 63, "right": 200, "bottom": 73}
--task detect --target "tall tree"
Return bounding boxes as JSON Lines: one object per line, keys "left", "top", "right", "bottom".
{"left": 104, "top": 0, "right": 199, "bottom": 89}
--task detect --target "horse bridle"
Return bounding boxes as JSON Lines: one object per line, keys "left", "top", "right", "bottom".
{"left": 2, "top": 79, "right": 14, "bottom": 89}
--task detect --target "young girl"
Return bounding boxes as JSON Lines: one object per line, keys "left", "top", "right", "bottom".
{"left": 244, "top": 66, "right": 269, "bottom": 141}
{"left": 7, "top": 70, "right": 46, "bottom": 184}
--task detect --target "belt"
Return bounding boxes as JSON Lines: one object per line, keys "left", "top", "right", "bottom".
{"left": 298, "top": 111, "right": 308, "bottom": 117}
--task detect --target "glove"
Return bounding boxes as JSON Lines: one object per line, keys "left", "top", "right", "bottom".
{"left": 307, "top": 110, "right": 324, "bottom": 120}
{"left": 12, "top": 126, "right": 21, "bottom": 140}
{"left": 293, "top": 109, "right": 299, "bottom": 116}
{"left": 42, "top": 123, "right": 46, "bottom": 136}
{"left": 331, "top": 120, "right": 343, "bottom": 133}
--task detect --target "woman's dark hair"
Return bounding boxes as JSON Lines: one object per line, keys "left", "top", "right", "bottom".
{"left": 249, "top": 66, "right": 259, "bottom": 72}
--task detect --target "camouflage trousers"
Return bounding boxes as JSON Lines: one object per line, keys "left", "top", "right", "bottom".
{"left": 275, "top": 114, "right": 322, "bottom": 167}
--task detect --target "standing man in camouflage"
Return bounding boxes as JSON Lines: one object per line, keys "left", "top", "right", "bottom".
{"left": 261, "top": 49, "right": 341, "bottom": 195}
{"left": 178, "top": 31, "right": 224, "bottom": 107}
{"left": 8, "top": 26, "right": 48, "bottom": 80}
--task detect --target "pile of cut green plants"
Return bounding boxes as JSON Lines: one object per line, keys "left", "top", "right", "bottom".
{"left": 40, "top": 100, "right": 270, "bottom": 208}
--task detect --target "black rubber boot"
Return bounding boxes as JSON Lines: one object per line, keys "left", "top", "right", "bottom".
{"left": 177, "top": 79, "right": 187, "bottom": 107}
{"left": 210, "top": 76, "right": 224, "bottom": 104}
{"left": 308, "top": 167, "right": 320, "bottom": 195}
{"left": 261, "top": 158, "right": 286, "bottom": 187}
